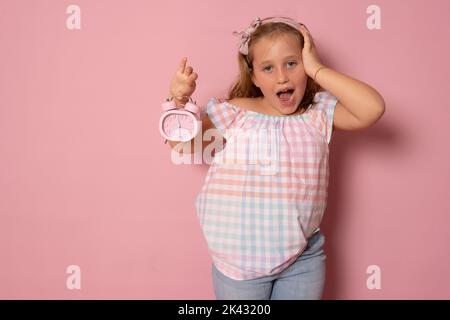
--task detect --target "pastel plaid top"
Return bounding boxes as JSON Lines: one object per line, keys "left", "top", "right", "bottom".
{"left": 195, "top": 91, "right": 338, "bottom": 280}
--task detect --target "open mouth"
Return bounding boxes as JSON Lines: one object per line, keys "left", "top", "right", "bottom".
{"left": 276, "top": 89, "right": 295, "bottom": 103}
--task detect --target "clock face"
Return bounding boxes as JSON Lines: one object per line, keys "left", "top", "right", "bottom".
{"left": 160, "top": 111, "right": 198, "bottom": 142}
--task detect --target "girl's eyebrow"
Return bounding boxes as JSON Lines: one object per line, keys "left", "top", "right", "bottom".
{"left": 259, "top": 55, "right": 300, "bottom": 65}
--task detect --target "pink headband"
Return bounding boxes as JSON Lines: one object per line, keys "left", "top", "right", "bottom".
{"left": 232, "top": 16, "right": 302, "bottom": 55}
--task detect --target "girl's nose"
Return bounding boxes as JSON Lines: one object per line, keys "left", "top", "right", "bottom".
{"left": 276, "top": 70, "right": 288, "bottom": 83}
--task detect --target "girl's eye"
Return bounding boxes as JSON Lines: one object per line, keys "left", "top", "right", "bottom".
{"left": 263, "top": 61, "right": 297, "bottom": 72}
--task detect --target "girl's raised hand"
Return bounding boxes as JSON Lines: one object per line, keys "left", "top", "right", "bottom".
{"left": 298, "top": 25, "right": 325, "bottom": 79}
{"left": 169, "top": 57, "right": 198, "bottom": 104}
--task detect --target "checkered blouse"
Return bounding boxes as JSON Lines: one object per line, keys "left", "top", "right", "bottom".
{"left": 195, "top": 91, "right": 338, "bottom": 280}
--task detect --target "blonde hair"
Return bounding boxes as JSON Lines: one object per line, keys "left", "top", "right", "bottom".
{"left": 228, "top": 22, "right": 321, "bottom": 113}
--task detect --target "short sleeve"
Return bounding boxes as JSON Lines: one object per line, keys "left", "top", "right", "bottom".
{"left": 310, "top": 91, "right": 338, "bottom": 144}
{"left": 206, "top": 98, "right": 245, "bottom": 139}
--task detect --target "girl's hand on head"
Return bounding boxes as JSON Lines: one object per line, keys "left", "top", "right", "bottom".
{"left": 299, "top": 25, "right": 325, "bottom": 79}
{"left": 169, "top": 57, "right": 198, "bottom": 104}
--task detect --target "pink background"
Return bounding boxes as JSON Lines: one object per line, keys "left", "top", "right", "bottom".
{"left": 1, "top": 0, "right": 449, "bottom": 299}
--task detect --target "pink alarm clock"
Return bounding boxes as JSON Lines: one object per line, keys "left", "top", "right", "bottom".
{"left": 159, "top": 97, "right": 202, "bottom": 142}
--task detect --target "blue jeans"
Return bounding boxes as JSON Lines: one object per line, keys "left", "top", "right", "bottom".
{"left": 211, "top": 230, "right": 326, "bottom": 300}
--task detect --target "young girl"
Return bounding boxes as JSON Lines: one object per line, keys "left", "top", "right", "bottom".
{"left": 166, "top": 16, "right": 385, "bottom": 300}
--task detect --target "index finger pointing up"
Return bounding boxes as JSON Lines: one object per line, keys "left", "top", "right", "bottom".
{"left": 178, "top": 57, "right": 187, "bottom": 73}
